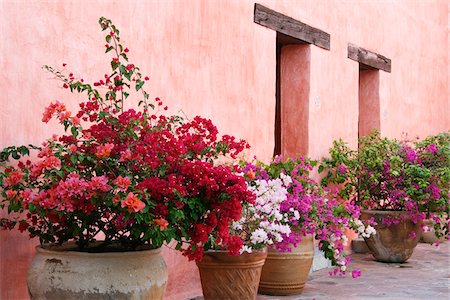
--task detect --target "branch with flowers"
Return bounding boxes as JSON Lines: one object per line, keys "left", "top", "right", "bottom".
{"left": 0, "top": 17, "right": 255, "bottom": 260}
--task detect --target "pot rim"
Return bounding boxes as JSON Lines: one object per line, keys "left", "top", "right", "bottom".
{"left": 203, "top": 247, "right": 267, "bottom": 254}
{"left": 361, "top": 209, "right": 410, "bottom": 215}
{"left": 35, "top": 241, "right": 162, "bottom": 257}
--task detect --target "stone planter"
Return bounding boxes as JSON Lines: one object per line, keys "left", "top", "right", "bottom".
{"left": 361, "top": 210, "right": 422, "bottom": 263}
{"left": 196, "top": 249, "right": 267, "bottom": 300}
{"left": 258, "top": 234, "right": 314, "bottom": 295}
{"left": 420, "top": 218, "right": 447, "bottom": 244}
{"left": 27, "top": 243, "right": 168, "bottom": 300}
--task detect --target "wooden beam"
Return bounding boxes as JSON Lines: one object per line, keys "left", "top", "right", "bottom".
{"left": 254, "top": 3, "right": 330, "bottom": 50}
{"left": 348, "top": 43, "right": 391, "bottom": 73}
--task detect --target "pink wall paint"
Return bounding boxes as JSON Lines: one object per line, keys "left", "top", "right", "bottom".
{"left": 0, "top": 1, "right": 448, "bottom": 299}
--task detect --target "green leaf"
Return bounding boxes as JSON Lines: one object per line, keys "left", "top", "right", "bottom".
{"left": 105, "top": 46, "right": 114, "bottom": 53}
{"left": 106, "top": 35, "right": 111, "bottom": 43}
{"left": 136, "top": 80, "right": 144, "bottom": 91}
{"left": 71, "top": 126, "right": 78, "bottom": 138}
{"left": 11, "top": 151, "right": 19, "bottom": 160}
{"left": 111, "top": 60, "right": 119, "bottom": 70}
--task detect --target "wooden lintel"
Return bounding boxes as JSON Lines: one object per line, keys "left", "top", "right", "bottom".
{"left": 254, "top": 3, "right": 330, "bottom": 50}
{"left": 348, "top": 43, "right": 391, "bottom": 73}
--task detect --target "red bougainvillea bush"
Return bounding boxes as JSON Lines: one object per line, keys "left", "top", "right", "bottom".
{"left": 0, "top": 17, "right": 255, "bottom": 260}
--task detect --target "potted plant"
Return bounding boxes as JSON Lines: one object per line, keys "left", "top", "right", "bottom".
{"left": 414, "top": 132, "right": 449, "bottom": 244}
{"left": 240, "top": 157, "right": 375, "bottom": 296}
{"left": 0, "top": 17, "right": 254, "bottom": 299}
{"left": 195, "top": 162, "right": 292, "bottom": 300}
{"left": 320, "top": 130, "right": 449, "bottom": 263}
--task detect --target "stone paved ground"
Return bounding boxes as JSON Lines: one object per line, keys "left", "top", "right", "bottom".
{"left": 257, "top": 242, "right": 449, "bottom": 300}
{"left": 192, "top": 241, "right": 449, "bottom": 300}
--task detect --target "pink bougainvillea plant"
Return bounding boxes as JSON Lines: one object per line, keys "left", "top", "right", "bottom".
{"left": 319, "top": 130, "right": 449, "bottom": 242}
{"left": 238, "top": 157, "right": 375, "bottom": 276}
{"left": 0, "top": 17, "right": 255, "bottom": 260}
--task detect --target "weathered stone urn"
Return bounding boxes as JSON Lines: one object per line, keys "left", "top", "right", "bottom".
{"left": 27, "top": 243, "right": 168, "bottom": 300}
{"left": 361, "top": 210, "right": 422, "bottom": 263}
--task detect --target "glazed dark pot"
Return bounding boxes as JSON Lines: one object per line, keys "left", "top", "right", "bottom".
{"left": 361, "top": 210, "right": 422, "bottom": 263}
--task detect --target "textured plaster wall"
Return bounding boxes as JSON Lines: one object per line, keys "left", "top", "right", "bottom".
{"left": 0, "top": 0, "right": 448, "bottom": 299}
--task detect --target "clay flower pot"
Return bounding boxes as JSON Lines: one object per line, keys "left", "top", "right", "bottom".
{"left": 361, "top": 210, "right": 422, "bottom": 263}
{"left": 27, "top": 243, "right": 168, "bottom": 300}
{"left": 258, "top": 234, "right": 314, "bottom": 295}
{"left": 196, "top": 249, "right": 267, "bottom": 300}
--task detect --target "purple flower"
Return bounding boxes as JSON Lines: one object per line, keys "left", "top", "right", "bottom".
{"left": 337, "top": 164, "right": 347, "bottom": 175}
{"left": 427, "top": 144, "right": 438, "bottom": 154}
{"left": 352, "top": 269, "right": 362, "bottom": 278}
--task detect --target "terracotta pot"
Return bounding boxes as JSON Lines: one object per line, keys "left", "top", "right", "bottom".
{"left": 361, "top": 210, "right": 422, "bottom": 263}
{"left": 27, "top": 243, "right": 168, "bottom": 300}
{"left": 258, "top": 234, "right": 314, "bottom": 295}
{"left": 196, "top": 249, "right": 267, "bottom": 300}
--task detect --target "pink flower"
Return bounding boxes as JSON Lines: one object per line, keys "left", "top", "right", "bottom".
{"left": 89, "top": 176, "right": 111, "bottom": 192}
{"left": 352, "top": 269, "right": 362, "bottom": 278}
{"left": 154, "top": 218, "right": 169, "bottom": 231}
{"left": 96, "top": 143, "right": 114, "bottom": 158}
{"left": 71, "top": 116, "right": 80, "bottom": 126}
{"left": 120, "top": 149, "right": 132, "bottom": 162}
{"left": 121, "top": 192, "right": 145, "bottom": 213}
{"left": 5, "top": 190, "right": 17, "bottom": 199}
{"left": 409, "top": 231, "right": 417, "bottom": 239}
{"left": 337, "top": 164, "right": 347, "bottom": 174}
{"left": 114, "top": 176, "right": 132, "bottom": 192}
{"left": 42, "top": 101, "right": 66, "bottom": 123}
{"left": 3, "top": 170, "right": 24, "bottom": 187}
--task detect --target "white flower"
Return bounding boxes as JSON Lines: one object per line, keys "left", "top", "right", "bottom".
{"left": 250, "top": 228, "right": 268, "bottom": 244}
{"left": 239, "top": 245, "right": 253, "bottom": 254}
{"left": 342, "top": 235, "right": 348, "bottom": 246}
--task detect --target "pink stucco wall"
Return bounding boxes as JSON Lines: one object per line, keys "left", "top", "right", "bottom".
{"left": 1, "top": 1, "right": 448, "bottom": 299}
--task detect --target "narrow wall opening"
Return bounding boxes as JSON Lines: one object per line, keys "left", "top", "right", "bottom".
{"left": 277, "top": 43, "right": 311, "bottom": 157}
{"left": 359, "top": 68, "right": 380, "bottom": 137}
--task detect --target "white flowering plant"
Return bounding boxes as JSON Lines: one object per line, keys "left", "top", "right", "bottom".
{"left": 230, "top": 172, "right": 293, "bottom": 253}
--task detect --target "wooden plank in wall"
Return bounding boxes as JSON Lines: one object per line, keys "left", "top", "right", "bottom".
{"left": 254, "top": 3, "right": 330, "bottom": 50}
{"left": 348, "top": 43, "right": 391, "bottom": 73}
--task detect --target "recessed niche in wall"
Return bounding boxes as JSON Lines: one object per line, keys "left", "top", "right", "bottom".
{"left": 254, "top": 3, "right": 330, "bottom": 157}
{"left": 347, "top": 43, "right": 391, "bottom": 138}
